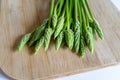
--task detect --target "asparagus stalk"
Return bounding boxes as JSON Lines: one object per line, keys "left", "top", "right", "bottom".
{"left": 18, "top": 33, "right": 31, "bottom": 52}
{"left": 34, "top": 37, "right": 44, "bottom": 54}
{"left": 84, "top": 0, "right": 104, "bottom": 40}
{"left": 28, "top": 20, "right": 48, "bottom": 46}
{"left": 84, "top": 0, "right": 94, "bottom": 20}
{"left": 18, "top": 0, "right": 104, "bottom": 57}
{"left": 54, "top": 13, "right": 65, "bottom": 39}
{"left": 74, "top": 0, "right": 81, "bottom": 53}
{"left": 44, "top": 28, "right": 53, "bottom": 51}
{"left": 78, "top": 0, "right": 86, "bottom": 56}
{"left": 55, "top": 31, "right": 64, "bottom": 50}
{"left": 65, "top": 0, "right": 74, "bottom": 50}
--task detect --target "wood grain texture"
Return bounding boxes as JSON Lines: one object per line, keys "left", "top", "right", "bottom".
{"left": 0, "top": 0, "right": 120, "bottom": 79}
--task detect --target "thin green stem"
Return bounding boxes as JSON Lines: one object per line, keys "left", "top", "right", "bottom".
{"left": 84, "top": 0, "right": 94, "bottom": 20}
{"left": 48, "top": 0, "right": 55, "bottom": 28}
{"left": 75, "top": 0, "right": 78, "bottom": 21}
{"left": 81, "top": 0, "right": 90, "bottom": 26}
{"left": 66, "top": 0, "right": 70, "bottom": 29}
{"left": 58, "top": 0, "right": 64, "bottom": 17}
{"left": 78, "top": 0, "right": 82, "bottom": 24}
{"left": 53, "top": 1, "right": 59, "bottom": 17}
{"left": 69, "top": 0, "right": 73, "bottom": 20}
{"left": 81, "top": 0, "right": 89, "bottom": 20}
{"left": 55, "top": 1, "right": 59, "bottom": 12}
{"left": 81, "top": 8, "right": 87, "bottom": 31}
{"left": 49, "top": 0, "right": 54, "bottom": 17}
{"left": 82, "top": 9, "right": 86, "bottom": 25}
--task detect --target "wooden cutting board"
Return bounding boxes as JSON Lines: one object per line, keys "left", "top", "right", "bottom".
{"left": 0, "top": 0, "right": 120, "bottom": 79}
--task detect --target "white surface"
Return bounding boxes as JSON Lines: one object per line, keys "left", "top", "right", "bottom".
{"left": 111, "top": 0, "right": 120, "bottom": 11}
{"left": 0, "top": 0, "right": 120, "bottom": 80}
{"left": 56, "top": 65, "right": 120, "bottom": 80}
{"left": 0, "top": 65, "right": 120, "bottom": 80}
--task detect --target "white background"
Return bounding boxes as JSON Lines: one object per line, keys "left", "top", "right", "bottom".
{"left": 56, "top": 65, "right": 120, "bottom": 80}
{"left": 0, "top": 0, "right": 120, "bottom": 80}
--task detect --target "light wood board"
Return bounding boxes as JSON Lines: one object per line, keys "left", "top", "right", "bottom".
{"left": 0, "top": 0, "right": 120, "bottom": 80}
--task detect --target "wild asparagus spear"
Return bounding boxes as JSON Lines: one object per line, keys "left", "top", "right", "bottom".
{"left": 65, "top": 29, "right": 74, "bottom": 50}
{"left": 55, "top": 31, "right": 64, "bottom": 50}
{"left": 44, "top": 28, "right": 53, "bottom": 51}
{"left": 28, "top": 20, "right": 48, "bottom": 46}
{"left": 84, "top": 0, "right": 104, "bottom": 40}
{"left": 54, "top": 13, "right": 65, "bottom": 39}
{"left": 74, "top": 21, "right": 80, "bottom": 53}
{"left": 92, "top": 19, "right": 104, "bottom": 40}
{"left": 80, "top": 36, "right": 86, "bottom": 57}
{"left": 17, "top": 0, "right": 104, "bottom": 57}
{"left": 18, "top": 33, "right": 31, "bottom": 52}
{"left": 74, "top": 0, "right": 80, "bottom": 53}
{"left": 34, "top": 37, "right": 44, "bottom": 54}
{"left": 65, "top": 0, "right": 74, "bottom": 50}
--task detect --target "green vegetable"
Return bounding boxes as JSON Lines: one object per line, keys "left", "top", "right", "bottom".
{"left": 56, "top": 31, "right": 64, "bottom": 50}
{"left": 54, "top": 14, "right": 65, "bottom": 39}
{"left": 93, "top": 19, "right": 104, "bottom": 40}
{"left": 85, "top": 28, "right": 94, "bottom": 53}
{"left": 17, "top": 0, "right": 104, "bottom": 57}
{"left": 34, "top": 37, "right": 44, "bottom": 54}
{"left": 80, "top": 36, "right": 86, "bottom": 57}
{"left": 74, "top": 21, "right": 80, "bottom": 53}
{"left": 65, "top": 29, "right": 74, "bottom": 50}
{"left": 51, "top": 1, "right": 60, "bottom": 29}
{"left": 73, "top": 0, "right": 80, "bottom": 53}
{"left": 28, "top": 20, "right": 48, "bottom": 46}
{"left": 44, "top": 28, "right": 53, "bottom": 51}
{"left": 18, "top": 33, "right": 31, "bottom": 52}
{"left": 52, "top": 7, "right": 57, "bottom": 29}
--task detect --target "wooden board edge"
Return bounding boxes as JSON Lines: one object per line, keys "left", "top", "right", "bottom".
{"left": 0, "top": 62, "right": 119, "bottom": 80}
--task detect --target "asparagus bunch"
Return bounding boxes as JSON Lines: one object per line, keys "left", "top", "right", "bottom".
{"left": 18, "top": 0, "right": 104, "bottom": 57}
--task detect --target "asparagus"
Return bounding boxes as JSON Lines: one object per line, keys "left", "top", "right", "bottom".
{"left": 54, "top": 13, "right": 65, "bottom": 39}
{"left": 65, "top": 29, "right": 74, "bottom": 50}
{"left": 34, "top": 37, "right": 44, "bottom": 54}
{"left": 18, "top": 33, "right": 31, "bottom": 52}
{"left": 55, "top": 31, "right": 64, "bottom": 50}
{"left": 52, "top": 5, "right": 58, "bottom": 29}
{"left": 73, "top": 0, "right": 80, "bottom": 53}
{"left": 44, "top": 28, "right": 53, "bottom": 51}
{"left": 18, "top": 0, "right": 104, "bottom": 57}
{"left": 80, "top": 36, "right": 86, "bottom": 57}
{"left": 28, "top": 20, "right": 48, "bottom": 46}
